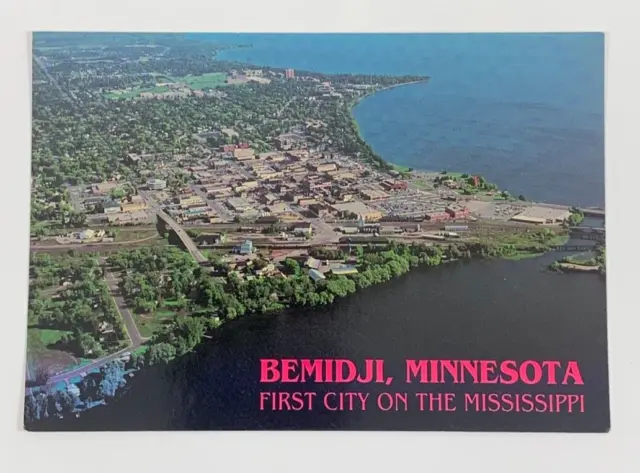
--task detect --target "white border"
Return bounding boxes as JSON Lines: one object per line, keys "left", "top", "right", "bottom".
{"left": 1, "top": 0, "right": 639, "bottom": 471}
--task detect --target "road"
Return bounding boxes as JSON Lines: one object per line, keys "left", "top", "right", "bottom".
{"left": 188, "top": 184, "right": 233, "bottom": 221}
{"left": 44, "top": 345, "right": 133, "bottom": 387}
{"left": 103, "top": 262, "right": 147, "bottom": 347}
{"left": 27, "top": 261, "right": 147, "bottom": 391}
{"left": 139, "top": 189, "right": 208, "bottom": 263}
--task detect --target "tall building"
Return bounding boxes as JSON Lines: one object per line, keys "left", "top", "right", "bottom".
{"left": 285, "top": 68, "right": 295, "bottom": 79}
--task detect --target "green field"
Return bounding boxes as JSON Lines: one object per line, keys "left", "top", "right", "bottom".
{"left": 134, "top": 308, "right": 177, "bottom": 338}
{"left": 178, "top": 72, "right": 228, "bottom": 90}
{"left": 104, "top": 85, "right": 170, "bottom": 100}
{"left": 28, "top": 328, "right": 71, "bottom": 354}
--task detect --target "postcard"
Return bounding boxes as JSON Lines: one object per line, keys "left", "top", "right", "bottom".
{"left": 24, "top": 32, "right": 608, "bottom": 432}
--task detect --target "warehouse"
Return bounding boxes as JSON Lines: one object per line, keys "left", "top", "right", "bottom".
{"left": 331, "top": 201, "right": 383, "bottom": 221}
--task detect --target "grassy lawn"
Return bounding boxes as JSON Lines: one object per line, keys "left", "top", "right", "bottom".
{"left": 179, "top": 72, "right": 228, "bottom": 90}
{"left": 162, "top": 298, "right": 182, "bottom": 308}
{"left": 104, "top": 85, "right": 169, "bottom": 100}
{"left": 27, "top": 328, "right": 71, "bottom": 357}
{"left": 134, "top": 310, "right": 177, "bottom": 338}
{"left": 504, "top": 252, "right": 545, "bottom": 261}
{"left": 114, "top": 229, "right": 159, "bottom": 242}
{"left": 411, "top": 180, "right": 431, "bottom": 190}
{"left": 391, "top": 163, "right": 411, "bottom": 172}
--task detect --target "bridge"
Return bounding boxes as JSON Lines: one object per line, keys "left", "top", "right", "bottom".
{"left": 569, "top": 226, "right": 605, "bottom": 242}
{"left": 155, "top": 210, "right": 208, "bottom": 264}
{"left": 577, "top": 208, "right": 605, "bottom": 218}
{"left": 550, "top": 245, "right": 601, "bottom": 252}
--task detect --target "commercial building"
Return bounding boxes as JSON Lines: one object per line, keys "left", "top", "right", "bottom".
{"left": 445, "top": 206, "right": 470, "bottom": 219}
{"left": 233, "top": 148, "right": 256, "bottom": 161}
{"left": 331, "top": 201, "right": 383, "bottom": 221}
{"left": 381, "top": 180, "right": 408, "bottom": 191}
{"left": 425, "top": 211, "right": 451, "bottom": 222}
{"left": 178, "top": 195, "right": 204, "bottom": 208}
{"left": 359, "top": 188, "right": 389, "bottom": 201}
{"left": 227, "top": 197, "right": 253, "bottom": 212}
{"left": 310, "top": 162, "right": 337, "bottom": 173}
{"left": 285, "top": 68, "right": 295, "bottom": 79}
{"left": 147, "top": 178, "right": 166, "bottom": 190}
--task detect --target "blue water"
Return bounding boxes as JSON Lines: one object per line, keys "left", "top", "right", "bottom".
{"left": 197, "top": 33, "right": 605, "bottom": 206}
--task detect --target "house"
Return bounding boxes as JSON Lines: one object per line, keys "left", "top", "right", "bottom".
{"left": 304, "top": 256, "right": 322, "bottom": 270}
{"left": 78, "top": 229, "right": 95, "bottom": 240}
{"left": 308, "top": 268, "right": 326, "bottom": 282}
{"left": 330, "top": 266, "right": 359, "bottom": 276}
{"left": 103, "top": 201, "right": 121, "bottom": 214}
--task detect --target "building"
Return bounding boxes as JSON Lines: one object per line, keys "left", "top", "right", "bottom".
{"left": 103, "top": 201, "right": 121, "bottom": 214}
{"left": 305, "top": 256, "right": 322, "bottom": 270}
{"left": 445, "top": 206, "right": 470, "bottom": 219}
{"left": 445, "top": 225, "right": 469, "bottom": 232}
{"left": 293, "top": 224, "right": 313, "bottom": 236}
{"left": 331, "top": 201, "right": 383, "bottom": 222}
{"left": 78, "top": 229, "right": 95, "bottom": 240}
{"left": 236, "top": 240, "right": 253, "bottom": 255}
{"left": 425, "top": 211, "right": 451, "bottom": 222}
{"left": 308, "top": 268, "right": 326, "bottom": 282}
{"left": 227, "top": 197, "right": 252, "bottom": 212}
{"left": 330, "top": 266, "right": 359, "bottom": 276}
{"left": 233, "top": 148, "right": 255, "bottom": 161}
{"left": 381, "top": 180, "right": 408, "bottom": 191}
{"left": 310, "top": 161, "right": 337, "bottom": 173}
{"left": 285, "top": 68, "right": 295, "bottom": 79}
{"left": 196, "top": 233, "right": 225, "bottom": 246}
{"left": 121, "top": 200, "right": 147, "bottom": 213}
{"left": 359, "top": 188, "right": 389, "bottom": 201}
{"left": 177, "top": 195, "right": 203, "bottom": 208}
{"left": 147, "top": 178, "right": 166, "bottom": 190}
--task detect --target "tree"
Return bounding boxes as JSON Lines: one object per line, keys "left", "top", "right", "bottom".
{"left": 97, "top": 360, "right": 127, "bottom": 399}
{"left": 518, "top": 194, "right": 526, "bottom": 201}
{"left": 282, "top": 258, "right": 301, "bottom": 276}
{"left": 146, "top": 342, "right": 177, "bottom": 366}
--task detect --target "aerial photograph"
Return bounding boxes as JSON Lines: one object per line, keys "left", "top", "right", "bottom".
{"left": 24, "top": 32, "right": 607, "bottom": 432}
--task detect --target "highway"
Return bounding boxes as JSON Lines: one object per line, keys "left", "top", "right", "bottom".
{"left": 139, "top": 190, "right": 208, "bottom": 264}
